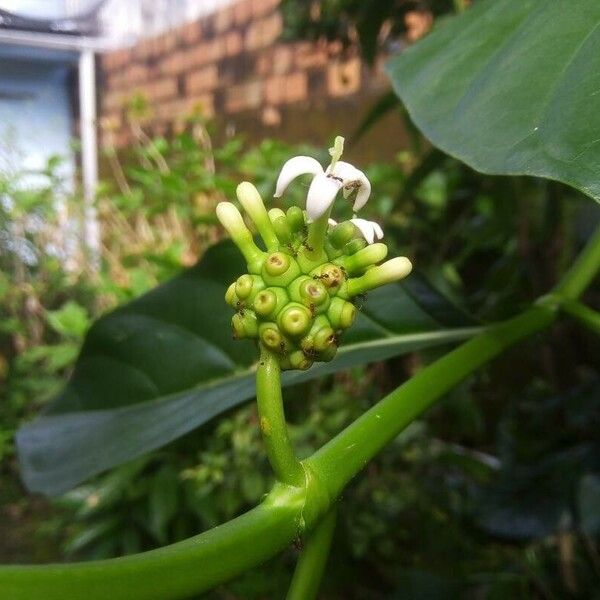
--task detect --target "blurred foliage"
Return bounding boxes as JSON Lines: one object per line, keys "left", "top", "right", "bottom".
{"left": 1, "top": 59, "right": 600, "bottom": 600}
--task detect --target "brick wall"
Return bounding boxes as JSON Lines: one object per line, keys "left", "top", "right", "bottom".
{"left": 99, "top": 0, "right": 404, "bottom": 159}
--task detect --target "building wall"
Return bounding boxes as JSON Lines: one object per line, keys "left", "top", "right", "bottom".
{"left": 99, "top": 0, "right": 407, "bottom": 161}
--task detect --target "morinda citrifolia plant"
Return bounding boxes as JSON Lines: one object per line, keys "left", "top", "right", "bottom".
{"left": 2, "top": 0, "right": 600, "bottom": 597}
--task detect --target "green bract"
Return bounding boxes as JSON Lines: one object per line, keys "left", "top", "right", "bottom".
{"left": 217, "top": 145, "right": 413, "bottom": 370}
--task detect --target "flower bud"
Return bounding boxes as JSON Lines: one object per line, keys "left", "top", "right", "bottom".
{"left": 259, "top": 323, "right": 284, "bottom": 351}
{"left": 262, "top": 252, "right": 301, "bottom": 286}
{"left": 268, "top": 208, "right": 286, "bottom": 222}
{"left": 216, "top": 202, "right": 263, "bottom": 270}
{"left": 286, "top": 206, "right": 305, "bottom": 232}
{"left": 313, "top": 326, "right": 337, "bottom": 352}
{"left": 347, "top": 257, "right": 413, "bottom": 296}
{"left": 237, "top": 182, "right": 279, "bottom": 251}
{"left": 328, "top": 221, "right": 356, "bottom": 249}
{"left": 272, "top": 216, "right": 293, "bottom": 246}
{"left": 327, "top": 297, "right": 357, "bottom": 330}
{"left": 336, "top": 243, "right": 388, "bottom": 275}
{"left": 289, "top": 350, "right": 312, "bottom": 371}
{"left": 344, "top": 238, "right": 367, "bottom": 256}
{"left": 253, "top": 287, "right": 288, "bottom": 318}
{"left": 225, "top": 282, "right": 238, "bottom": 307}
{"left": 278, "top": 303, "right": 312, "bottom": 337}
{"left": 232, "top": 311, "right": 258, "bottom": 339}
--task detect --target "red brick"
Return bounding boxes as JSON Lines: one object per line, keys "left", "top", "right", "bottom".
{"left": 225, "top": 30, "right": 243, "bottom": 56}
{"left": 181, "top": 20, "right": 201, "bottom": 45}
{"left": 264, "top": 76, "right": 283, "bottom": 105}
{"left": 186, "top": 66, "right": 219, "bottom": 94}
{"left": 272, "top": 45, "right": 293, "bottom": 75}
{"left": 234, "top": 0, "right": 253, "bottom": 26}
{"left": 226, "top": 80, "right": 263, "bottom": 112}
{"left": 214, "top": 6, "right": 233, "bottom": 32}
{"left": 141, "top": 77, "right": 178, "bottom": 102}
{"left": 294, "top": 41, "right": 328, "bottom": 69}
{"left": 327, "top": 57, "right": 362, "bottom": 97}
{"left": 158, "top": 51, "right": 183, "bottom": 76}
{"left": 245, "top": 12, "right": 283, "bottom": 51}
{"left": 283, "top": 72, "right": 307, "bottom": 103}
{"left": 252, "top": 0, "right": 280, "bottom": 18}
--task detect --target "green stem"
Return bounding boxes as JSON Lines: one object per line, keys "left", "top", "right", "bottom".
{"left": 306, "top": 210, "right": 331, "bottom": 261}
{"left": 286, "top": 508, "right": 337, "bottom": 600}
{"left": 307, "top": 303, "right": 556, "bottom": 499}
{"left": 256, "top": 348, "right": 305, "bottom": 487}
{"left": 561, "top": 300, "right": 600, "bottom": 335}
{"left": 554, "top": 222, "right": 600, "bottom": 300}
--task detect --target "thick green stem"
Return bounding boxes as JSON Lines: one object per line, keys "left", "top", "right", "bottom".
{"left": 562, "top": 300, "right": 600, "bottom": 335}
{"left": 256, "top": 348, "right": 305, "bottom": 487}
{"left": 286, "top": 508, "right": 337, "bottom": 600}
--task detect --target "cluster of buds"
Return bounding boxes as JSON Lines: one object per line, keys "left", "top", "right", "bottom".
{"left": 217, "top": 137, "right": 412, "bottom": 371}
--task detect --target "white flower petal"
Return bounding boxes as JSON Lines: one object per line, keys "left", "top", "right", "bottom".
{"left": 351, "top": 218, "right": 376, "bottom": 245}
{"left": 329, "top": 161, "right": 371, "bottom": 211}
{"left": 274, "top": 155, "right": 324, "bottom": 198}
{"left": 372, "top": 221, "right": 384, "bottom": 240}
{"left": 307, "top": 173, "right": 342, "bottom": 220}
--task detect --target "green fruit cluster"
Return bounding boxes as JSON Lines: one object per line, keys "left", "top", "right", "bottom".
{"left": 224, "top": 207, "right": 368, "bottom": 371}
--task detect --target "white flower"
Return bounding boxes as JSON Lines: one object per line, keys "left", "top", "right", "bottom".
{"left": 274, "top": 156, "right": 371, "bottom": 221}
{"left": 350, "top": 218, "right": 384, "bottom": 245}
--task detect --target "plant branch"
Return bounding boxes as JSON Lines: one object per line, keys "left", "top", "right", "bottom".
{"left": 561, "top": 300, "right": 600, "bottom": 335}
{"left": 286, "top": 508, "right": 337, "bottom": 600}
{"left": 256, "top": 348, "right": 305, "bottom": 487}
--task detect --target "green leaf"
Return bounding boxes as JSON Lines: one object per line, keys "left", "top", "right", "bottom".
{"left": 46, "top": 301, "right": 90, "bottom": 338}
{"left": 386, "top": 0, "right": 600, "bottom": 202}
{"left": 17, "top": 241, "right": 480, "bottom": 496}
{"left": 148, "top": 466, "right": 179, "bottom": 543}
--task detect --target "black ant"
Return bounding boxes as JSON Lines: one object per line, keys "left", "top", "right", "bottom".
{"left": 235, "top": 300, "right": 246, "bottom": 316}
{"left": 301, "top": 241, "right": 314, "bottom": 252}
{"left": 302, "top": 346, "right": 317, "bottom": 359}
{"left": 309, "top": 303, "right": 316, "bottom": 317}
{"left": 279, "top": 341, "right": 288, "bottom": 357}
{"left": 286, "top": 243, "right": 298, "bottom": 257}
{"left": 339, "top": 266, "right": 349, "bottom": 280}
{"left": 312, "top": 273, "right": 329, "bottom": 281}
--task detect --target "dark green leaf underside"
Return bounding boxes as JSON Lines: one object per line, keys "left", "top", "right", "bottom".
{"left": 386, "top": 0, "right": 600, "bottom": 202}
{"left": 17, "top": 241, "right": 479, "bottom": 495}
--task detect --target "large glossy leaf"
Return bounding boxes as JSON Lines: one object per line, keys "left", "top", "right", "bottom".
{"left": 17, "top": 241, "right": 480, "bottom": 496}
{"left": 387, "top": 0, "right": 600, "bottom": 202}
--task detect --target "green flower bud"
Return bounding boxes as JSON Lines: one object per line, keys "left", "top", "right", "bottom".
{"left": 272, "top": 216, "right": 293, "bottom": 246}
{"left": 278, "top": 303, "right": 312, "bottom": 337}
{"left": 268, "top": 207, "right": 286, "bottom": 222}
{"left": 313, "top": 326, "right": 337, "bottom": 352}
{"left": 347, "top": 257, "right": 413, "bottom": 296}
{"left": 329, "top": 221, "right": 356, "bottom": 249}
{"left": 253, "top": 287, "right": 288, "bottom": 318}
{"left": 262, "top": 252, "right": 301, "bottom": 286}
{"left": 286, "top": 206, "right": 305, "bottom": 232}
{"left": 336, "top": 243, "right": 388, "bottom": 275}
{"left": 235, "top": 274, "right": 254, "bottom": 300}
{"left": 344, "top": 238, "right": 367, "bottom": 256}
{"left": 259, "top": 323, "right": 285, "bottom": 351}
{"left": 232, "top": 311, "right": 258, "bottom": 339}
{"left": 311, "top": 263, "right": 345, "bottom": 292}
{"left": 328, "top": 297, "right": 357, "bottom": 330}
{"left": 289, "top": 350, "right": 312, "bottom": 371}
{"left": 225, "top": 282, "right": 238, "bottom": 307}
{"left": 300, "top": 279, "right": 329, "bottom": 306}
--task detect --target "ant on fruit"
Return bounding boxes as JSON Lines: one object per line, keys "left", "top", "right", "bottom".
{"left": 235, "top": 300, "right": 246, "bottom": 316}
{"left": 286, "top": 243, "right": 298, "bottom": 257}
{"left": 312, "top": 273, "right": 329, "bottom": 281}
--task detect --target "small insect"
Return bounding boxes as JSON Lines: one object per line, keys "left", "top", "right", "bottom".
{"left": 286, "top": 243, "right": 298, "bottom": 257}
{"left": 236, "top": 300, "right": 246, "bottom": 316}
{"left": 303, "top": 346, "right": 317, "bottom": 359}
{"left": 309, "top": 303, "right": 316, "bottom": 316}
{"left": 312, "top": 273, "right": 329, "bottom": 281}
{"left": 339, "top": 266, "right": 349, "bottom": 280}
{"left": 279, "top": 341, "right": 288, "bottom": 357}
{"left": 302, "top": 241, "right": 314, "bottom": 252}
